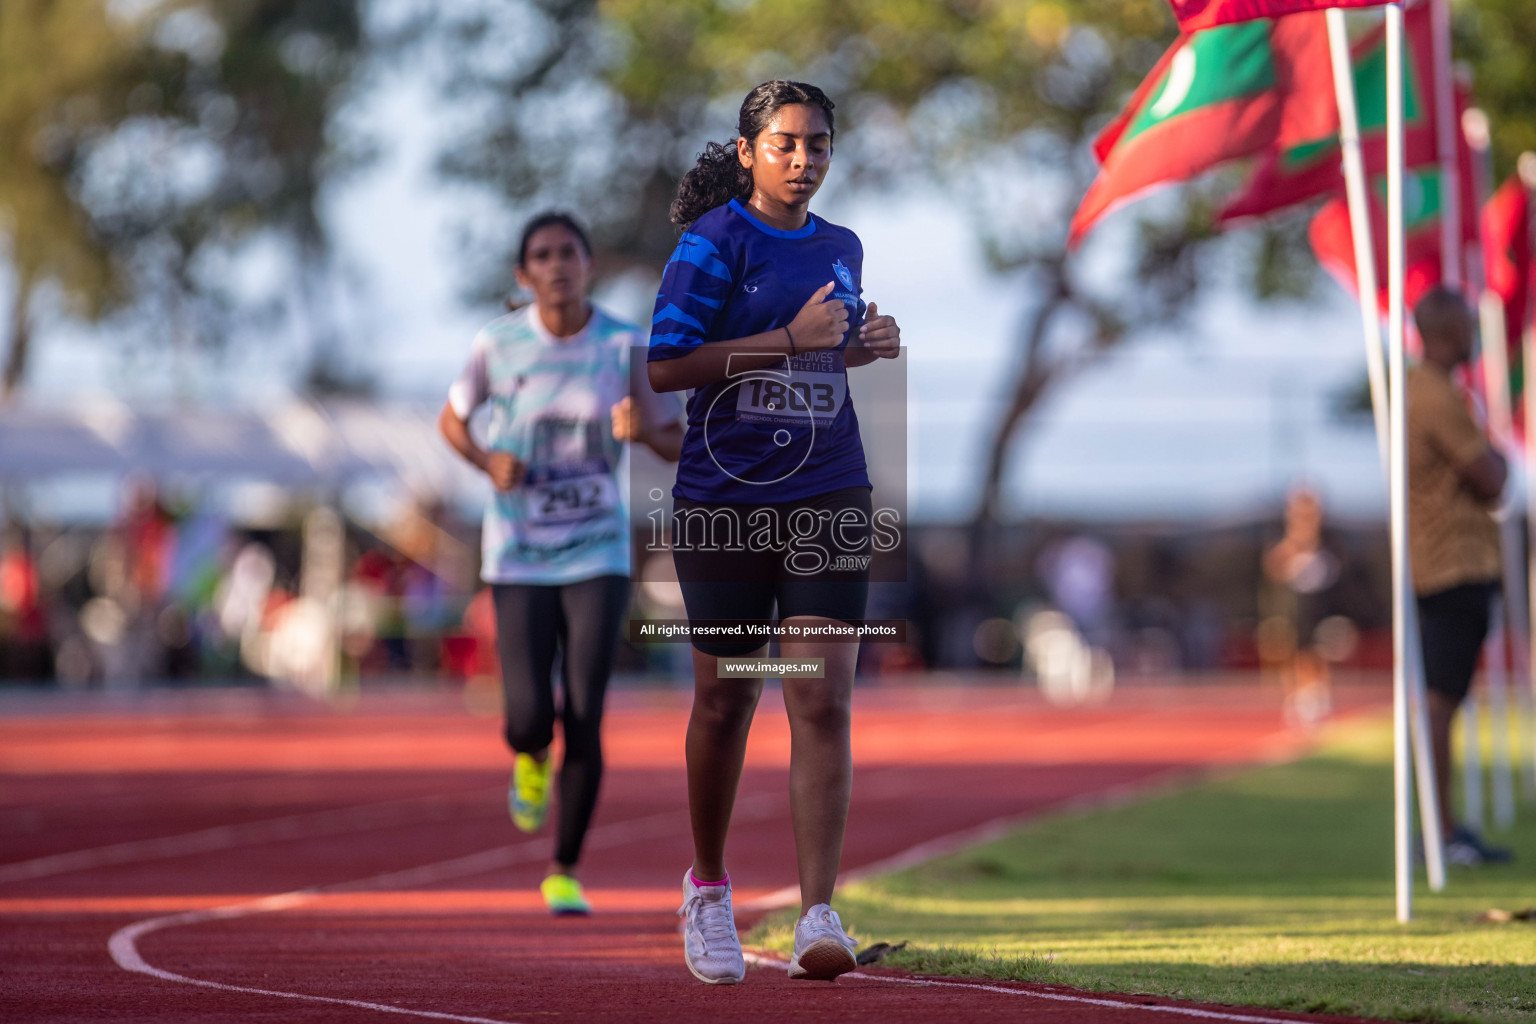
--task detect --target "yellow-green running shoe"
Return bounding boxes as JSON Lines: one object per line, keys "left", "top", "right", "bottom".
{"left": 509, "top": 752, "right": 550, "bottom": 833}
{"left": 540, "top": 873, "right": 591, "bottom": 916}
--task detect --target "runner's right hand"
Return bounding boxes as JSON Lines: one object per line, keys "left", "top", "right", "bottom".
{"left": 787, "top": 282, "right": 848, "bottom": 351}
{"left": 482, "top": 451, "right": 525, "bottom": 491}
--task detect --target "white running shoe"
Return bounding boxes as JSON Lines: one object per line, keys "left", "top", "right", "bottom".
{"left": 677, "top": 871, "right": 745, "bottom": 985}
{"left": 787, "top": 903, "right": 858, "bottom": 981}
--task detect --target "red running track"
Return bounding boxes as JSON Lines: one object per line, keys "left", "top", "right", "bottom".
{"left": 0, "top": 680, "right": 1391, "bottom": 1024}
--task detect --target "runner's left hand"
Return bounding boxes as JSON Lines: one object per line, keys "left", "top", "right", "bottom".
{"left": 858, "top": 302, "right": 900, "bottom": 358}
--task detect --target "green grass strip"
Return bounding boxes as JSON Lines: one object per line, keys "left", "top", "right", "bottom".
{"left": 749, "top": 720, "right": 1536, "bottom": 1023}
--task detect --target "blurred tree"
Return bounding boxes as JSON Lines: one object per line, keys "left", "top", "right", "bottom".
{"left": 1456, "top": 0, "right": 1536, "bottom": 175}
{"left": 433, "top": 0, "right": 1535, "bottom": 525}
{"left": 434, "top": 0, "right": 1203, "bottom": 528}
{"left": 0, "top": 0, "right": 364, "bottom": 401}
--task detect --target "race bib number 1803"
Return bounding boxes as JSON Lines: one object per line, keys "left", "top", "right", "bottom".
{"left": 735, "top": 370, "right": 846, "bottom": 426}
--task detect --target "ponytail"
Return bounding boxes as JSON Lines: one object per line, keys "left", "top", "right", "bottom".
{"left": 669, "top": 141, "right": 752, "bottom": 227}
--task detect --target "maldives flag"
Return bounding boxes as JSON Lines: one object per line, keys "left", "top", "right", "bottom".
{"left": 1069, "top": 14, "right": 1333, "bottom": 247}
{"left": 1169, "top": 0, "right": 1384, "bottom": 32}
{"left": 1309, "top": 162, "right": 1476, "bottom": 313}
{"left": 1483, "top": 175, "right": 1532, "bottom": 350}
{"left": 1479, "top": 175, "right": 1532, "bottom": 438}
{"left": 1221, "top": 2, "right": 1440, "bottom": 223}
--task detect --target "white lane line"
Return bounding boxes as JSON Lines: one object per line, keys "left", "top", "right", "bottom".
{"left": 0, "top": 787, "right": 501, "bottom": 884}
{"left": 743, "top": 953, "right": 1329, "bottom": 1024}
{"left": 108, "top": 792, "right": 783, "bottom": 1023}
{"left": 109, "top": 900, "right": 517, "bottom": 1024}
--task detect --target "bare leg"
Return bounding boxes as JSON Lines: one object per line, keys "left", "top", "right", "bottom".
{"left": 780, "top": 621, "right": 859, "bottom": 915}
{"left": 686, "top": 646, "right": 765, "bottom": 881}
{"left": 1427, "top": 688, "right": 1460, "bottom": 841}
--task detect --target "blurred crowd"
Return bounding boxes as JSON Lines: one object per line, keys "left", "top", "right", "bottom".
{"left": 0, "top": 478, "right": 1399, "bottom": 694}
{"left": 0, "top": 480, "right": 481, "bottom": 693}
{"left": 868, "top": 489, "right": 1392, "bottom": 704}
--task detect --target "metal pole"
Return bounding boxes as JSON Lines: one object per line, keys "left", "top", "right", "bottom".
{"left": 1431, "top": 0, "right": 1461, "bottom": 288}
{"left": 1526, "top": 314, "right": 1536, "bottom": 798}
{"left": 1406, "top": 596, "right": 1447, "bottom": 890}
{"left": 1386, "top": 1, "right": 1414, "bottom": 923}
{"left": 1328, "top": 8, "right": 1389, "bottom": 467}
{"left": 1331, "top": 6, "right": 1446, "bottom": 889}
{"left": 1465, "top": 109, "right": 1520, "bottom": 828}
{"left": 1488, "top": 601, "right": 1515, "bottom": 827}
{"left": 1463, "top": 669, "right": 1487, "bottom": 831}
{"left": 1519, "top": 151, "right": 1536, "bottom": 799}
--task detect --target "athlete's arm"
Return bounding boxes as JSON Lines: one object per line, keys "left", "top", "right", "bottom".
{"left": 648, "top": 282, "right": 848, "bottom": 393}
{"left": 610, "top": 396, "right": 685, "bottom": 462}
{"left": 648, "top": 331, "right": 796, "bottom": 392}
{"left": 437, "top": 402, "right": 524, "bottom": 491}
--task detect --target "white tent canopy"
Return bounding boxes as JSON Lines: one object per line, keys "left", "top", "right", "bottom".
{"left": 0, "top": 399, "right": 483, "bottom": 496}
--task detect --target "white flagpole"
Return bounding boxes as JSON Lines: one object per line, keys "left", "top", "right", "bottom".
{"left": 1430, "top": 0, "right": 1461, "bottom": 288}
{"left": 1328, "top": 8, "right": 1445, "bottom": 890}
{"left": 1385, "top": 0, "right": 1415, "bottom": 923}
{"left": 1463, "top": 671, "right": 1488, "bottom": 830}
{"left": 1521, "top": 151, "right": 1536, "bottom": 799}
{"left": 1464, "top": 108, "right": 1520, "bottom": 828}
{"left": 1401, "top": 0, "right": 1461, "bottom": 891}
{"left": 1327, "top": 8, "right": 1389, "bottom": 464}
{"left": 1408, "top": 598, "right": 1448, "bottom": 891}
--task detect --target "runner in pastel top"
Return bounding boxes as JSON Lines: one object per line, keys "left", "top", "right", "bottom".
{"left": 449, "top": 301, "right": 640, "bottom": 585}
{"left": 647, "top": 81, "right": 903, "bottom": 986}
{"left": 440, "top": 212, "right": 682, "bottom": 917}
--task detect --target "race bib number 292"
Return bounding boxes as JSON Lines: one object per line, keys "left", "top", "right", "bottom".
{"left": 523, "top": 461, "right": 617, "bottom": 527}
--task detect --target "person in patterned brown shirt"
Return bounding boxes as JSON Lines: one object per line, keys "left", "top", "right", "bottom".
{"left": 1407, "top": 286, "right": 1511, "bottom": 865}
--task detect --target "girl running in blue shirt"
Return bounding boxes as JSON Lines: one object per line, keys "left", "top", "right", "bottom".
{"left": 441, "top": 212, "right": 682, "bottom": 916}
{"left": 648, "top": 80, "right": 902, "bottom": 984}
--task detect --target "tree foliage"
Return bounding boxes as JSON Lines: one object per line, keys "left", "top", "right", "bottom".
{"left": 411, "top": 1, "right": 1536, "bottom": 523}
{"left": 0, "top": 0, "right": 364, "bottom": 399}
{"left": 436, "top": 0, "right": 1176, "bottom": 272}
{"left": 436, "top": 0, "right": 1210, "bottom": 525}
{"left": 1456, "top": 0, "right": 1536, "bottom": 176}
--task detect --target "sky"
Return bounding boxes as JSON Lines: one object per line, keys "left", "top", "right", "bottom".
{"left": 18, "top": 30, "right": 1402, "bottom": 526}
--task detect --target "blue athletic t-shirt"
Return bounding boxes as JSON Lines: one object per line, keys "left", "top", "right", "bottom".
{"left": 648, "top": 199, "right": 872, "bottom": 504}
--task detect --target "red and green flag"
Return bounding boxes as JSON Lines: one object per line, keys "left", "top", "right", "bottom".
{"left": 1478, "top": 174, "right": 1533, "bottom": 440}
{"left": 1483, "top": 174, "right": 1532, "bottom": 350}
{"left": 1309, "top": 162, "right": 1475, "bottom": 314}
{"left": 1168, "top": 0, "right": 1385, "bottom": 33}
{"left": 1221, "top": 2, "right": 1440, "bottom": 223}
{"left": 1069, "top": 13, "right": 1333, "bottom": 247}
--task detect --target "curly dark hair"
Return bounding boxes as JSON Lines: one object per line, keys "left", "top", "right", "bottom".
{"left": 669, "top": 80, "right": 836, "bottom": 227}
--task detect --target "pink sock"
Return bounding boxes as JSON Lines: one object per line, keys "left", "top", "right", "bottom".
{"left": 690, "top": 871, "right": 729, "bottom": 887}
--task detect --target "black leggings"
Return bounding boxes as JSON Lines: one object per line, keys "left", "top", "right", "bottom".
{"left": 492, "top": 575, "right": 630, "bottom": 868}
{"left": 672, "top": 486, "right": 872, "bottom": 657}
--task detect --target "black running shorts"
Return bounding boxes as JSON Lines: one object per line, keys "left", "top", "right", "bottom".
{"left": 672, "top": 486, "right": 872, "bottom": 657}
